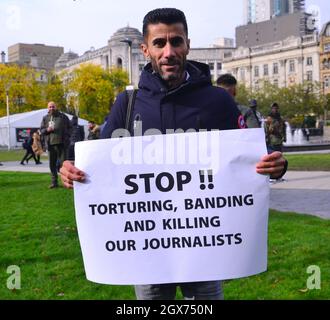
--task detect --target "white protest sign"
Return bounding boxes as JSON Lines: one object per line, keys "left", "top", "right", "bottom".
{"left": 74, "top": 129, "right": 269, "bottom": 285}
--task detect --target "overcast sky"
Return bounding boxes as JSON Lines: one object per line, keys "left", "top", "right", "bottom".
{"left": 1, "top": 0, "right": 329, "bottom": 56}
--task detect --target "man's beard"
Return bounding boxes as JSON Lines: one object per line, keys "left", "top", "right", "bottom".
{"left": 150, "top": 57, "right": 187, "bottom": 88}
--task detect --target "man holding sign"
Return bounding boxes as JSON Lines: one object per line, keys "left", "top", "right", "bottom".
{"left": 60, "top": 8, "right": 287, "bottom": 300}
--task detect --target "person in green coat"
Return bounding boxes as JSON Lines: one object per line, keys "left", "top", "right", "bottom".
{"left": 264, "top": 103, "right": 287, "bottom": 153}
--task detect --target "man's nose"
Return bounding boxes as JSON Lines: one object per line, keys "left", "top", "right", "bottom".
{"left": 163, "top": 42, "right": 175, "bottom": 59}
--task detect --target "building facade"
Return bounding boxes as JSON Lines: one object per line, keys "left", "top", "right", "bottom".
{"left": 320, "top": 22, "right": 330, "bottom": 95}
{"left": 243, "top": 0, "right": 305, "bottom": 24}
{"left": 55, "top": 27, "right": 146, "bottom": 87}
{"left": 8, "top": 43, "right": 64, "bottom": 71}
{"left": 56, "top": 27, "right": 234, "bottom": 86}
{"left": 223, "top": 34, "right": 320, "bottom": 89}
{"left": 236, "top": 12, "right": 315, "bottom": 48}
{"left": 188, "top": 47, "right": 234, "bottom": 83}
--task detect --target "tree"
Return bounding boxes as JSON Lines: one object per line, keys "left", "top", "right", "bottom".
{"left": 64, "top": 64, "right": 129, "bottom": 124}
{"left": 44, "top": 72, "right": 66, "bottom": 111}
{"left": 236, "top": 80, "right": 327, "bottom": 126}
{"left": 0, "top": 64, "right": 44, "bottom": 117}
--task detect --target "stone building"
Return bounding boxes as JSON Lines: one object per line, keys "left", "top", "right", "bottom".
{"left": 55, "top": 27, "right": 234, "bottom": 86}
{"left": 8, "top": 43, "right": 64, "bottom": 71}
{"left": 319, "top": 22, "right": 330, "bottom": 95}
{"left": 223, "top": 33, "right": 320, "bottom": 89}
{"left": 188, "top": 47, "right": 233, "bottom": 83}
{"left": 55, "top": 26, "right": 146, "bottom": 87}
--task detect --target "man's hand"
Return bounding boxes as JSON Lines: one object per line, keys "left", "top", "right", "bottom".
{"left": 256, "top": 152, "right": 287, "bottom": 179}
{"left": 60, "top": 160, "right": 85, "bottom": 189}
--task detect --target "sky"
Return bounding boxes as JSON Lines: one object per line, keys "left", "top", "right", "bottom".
{"left": 1, "top": 0, "right": 330, "bottom": 56}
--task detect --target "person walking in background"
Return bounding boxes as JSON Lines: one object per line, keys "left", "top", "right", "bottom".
{"left": 68, "top": 115, "right": 85, "bottom": 161}
{"left": 40, "top": 101, "right": 71, "bottom": 188}
{"left": 87, "top": 121, "right": 100, "bottom": 140}
{"left": 20, "top": 133, "right": 38, "bottom": 165}
{"left": 264, "top": 102, "right": 286, "bottom": 153}
{"left": 30, "top": 130, "right": 43, "bottom": 164}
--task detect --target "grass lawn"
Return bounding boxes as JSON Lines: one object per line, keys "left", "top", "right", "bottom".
{"left": 0, "top": 149, "right": 47, "bottom": 163}
{"left": 0, "top": 172, "right": 329, "bottom": 300}
{"left": 284, "top": 153, "right": 330, "bottom": 171}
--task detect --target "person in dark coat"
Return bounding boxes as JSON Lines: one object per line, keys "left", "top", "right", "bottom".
{"left": 60, "top": 8, "right": 288, "bottom": 300}
{"left": 20, "top": 134, "right": 38, "bottom": 165}
{"left": 68, "top": 115, "right": 85, "bottom": 161}
{"left": 40, "top": 101, "right": 71, "bottom": 188}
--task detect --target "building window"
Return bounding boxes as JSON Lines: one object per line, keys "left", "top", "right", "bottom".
{"left": 254, "top": 66, "right": 259, "bottom": 77}
{"left": 273, "top": 79, "right": 279, "bottom": 87}
{"left": 117, "top": 57, "right": 123, "bottom": 69}
{"left": 324, "top": 58, "right": 330, "bottom": 69}
{"left": 240, "top": 68, "right": 245, "bottom": 81}
{"left": 306, "top": 71, "right": 313, "bottom": 82}
{"left": 263, "top": 64, "right": 269, "bottom": 76}
{"left": 217, "top": 62, "right": 222, "bottom": 70}
{"left": 306, "top": 57, "right": 313, "bottom": 66}
{"left": 273, "top": 63, "right": 279, "bottom": 75}
{"left": 208, "top": 63, "right": 214, "bottom": 71}
{"left": 324, "top": 43, "right": 330, "bottom": 53}
{"left": 289, "top": 60, "right": 295, "bottom": 73}
{"left": 325, "top": 77, "right": 330, "bottom": 88}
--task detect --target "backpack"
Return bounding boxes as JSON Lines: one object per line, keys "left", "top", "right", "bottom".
{"left": 125, "top": 89, "right": 138, "bottom": 130}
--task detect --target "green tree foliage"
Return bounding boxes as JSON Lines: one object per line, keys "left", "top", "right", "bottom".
{"left": 235, "top": 80, "right": 327, "bottom": 126}
{"left": 44, "top": 72, "right": 66, "bottom": 111}
{"left": 65, "top": 65, "right": 129, "bottom": 124}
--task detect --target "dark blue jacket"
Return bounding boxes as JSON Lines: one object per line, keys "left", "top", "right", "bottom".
{"left": 101, "top": 61, "right": 244, "bottom": 138}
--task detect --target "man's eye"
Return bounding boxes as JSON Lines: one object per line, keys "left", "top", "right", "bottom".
{"left": 153, "top": 40, "right": 166, "bottom": 47}
{"left": 170, "top": 38, "right": 184, "bottom": 47}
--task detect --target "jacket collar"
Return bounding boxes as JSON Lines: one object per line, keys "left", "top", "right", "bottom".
{"left": 138, "top": 60, "right": 212, "bottom": 95}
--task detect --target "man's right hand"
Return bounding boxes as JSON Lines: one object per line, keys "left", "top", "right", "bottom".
{"left": 60, "top": 160, "right": 85, "bottom": 189}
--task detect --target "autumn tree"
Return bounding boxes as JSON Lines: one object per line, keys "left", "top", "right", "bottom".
{"left": 0, "top": 64, "right": 44, "bottom": 117}
{"left": 64, "top": 64, "right": 128, "bottom": 124}
{"left": 44, "top": 72, "right": 66, "bottom": 110}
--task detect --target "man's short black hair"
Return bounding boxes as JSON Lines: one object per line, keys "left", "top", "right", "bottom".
{"left": 143, "top": 8, "right": 188, "bottom": 38}
{"left": 216, "top": 74, "right": 237, "bottom": 87}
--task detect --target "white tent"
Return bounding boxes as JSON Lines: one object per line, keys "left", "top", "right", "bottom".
{"left": 0, "top": 109, "right": 90, "bottom": 148}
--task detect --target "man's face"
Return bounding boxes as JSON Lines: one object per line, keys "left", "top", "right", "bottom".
{"left": 271, "top": 106, "right": 279, "bottom": 115}
{"left": 47, "top": 102, "right": 56, "bottom": 115}
{"left": 141, "top": 23, "right": 190, "bottom": 88}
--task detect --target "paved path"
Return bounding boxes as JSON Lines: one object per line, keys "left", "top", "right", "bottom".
{"left": 1, "top": 161, "right": 329, "bottom": 219}
{"left": 270, "top": 171, "right": 330, "bottom": 219}
{"left": 0, "top": 160, "right": 49, "bottom": 173}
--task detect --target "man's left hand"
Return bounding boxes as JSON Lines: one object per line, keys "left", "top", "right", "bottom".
{"left": 256, "top": 151, "right": 287, "bottom": 179}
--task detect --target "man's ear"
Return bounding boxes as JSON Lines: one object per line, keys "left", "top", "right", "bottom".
{"left": 140, "top": 43, "right": 149, "bottom": 59}
{"left": 187, "top": 38, "right": 190, "bottom": 54}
